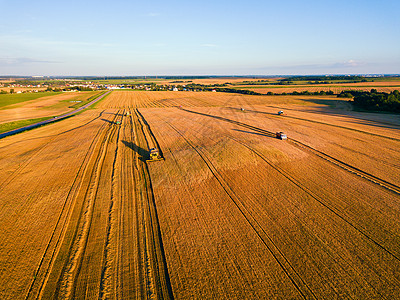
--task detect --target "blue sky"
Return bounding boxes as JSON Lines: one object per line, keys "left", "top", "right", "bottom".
{"left": 0, "top": 0, "right": 399, "bottom": 76}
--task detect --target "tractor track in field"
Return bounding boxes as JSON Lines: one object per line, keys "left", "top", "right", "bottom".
{"left": 99, "top": 110, "right": 124, "bottom": 299}
{"left": 265, "top": 105, "right": 400, "bottom": 130}
{"left": 158, "top": 108, "right": 398, "bottom": 296}
{"left": 178, "top": 107, "right": 400, "bottom": 196}
{"left": 37, "top": 110, "right": 121, "bottom": 299}
{"left": 223, "top": 136, "right": 385, "bottom": 297}
{"left": 289, "top": 139, "right": 400, "bottom": 195}
{"left": 23, "top": 111, "right": 112, "bottom": 300}
{"left": 132, "top": 109, "right": 174, "bottom": 300}
{"left": 21, "top": 109, "right": 121, "bottom": 299}
{"left": 0, "top": 110, "right": 107, "bottom": 192}
{"left": 231, "top": 136, "right": 400, "bottom": 264}
{"left": 125, "top": 109, "right": 146, "bottom": 298}
{"left": 162, "top": 118, "right": 316, "bottom": 300}
{"left": 61, "top": 110, "right": 121, "bottom": 299}
{"left": 136, "top": 109, "right": 164, "bottom": 158}
{"left": 230, "top": 107, "right": 400, "bottom": 142}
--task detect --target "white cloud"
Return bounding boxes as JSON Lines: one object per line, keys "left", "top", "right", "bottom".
{"left": 258, "top": 60, "right": 366, "bottom": 71}
{"left": 0, "top": 57, "right": 61, "bottom": 65}
{"left": 332, "top": 60, "right": 364, "bottom": 68}
{"left": 201, "top": 44, "right": 218, "bottom": 48}
{"left": 146, "top": 12, "right": 160, "bottom": 17}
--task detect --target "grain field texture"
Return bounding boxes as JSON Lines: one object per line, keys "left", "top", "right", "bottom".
{"left": 0, "top": 90, "right": 399, "bottom": 299}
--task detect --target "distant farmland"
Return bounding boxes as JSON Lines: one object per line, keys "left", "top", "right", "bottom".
{"left": 235, "top": 81, "right": 400, "bottom": 94}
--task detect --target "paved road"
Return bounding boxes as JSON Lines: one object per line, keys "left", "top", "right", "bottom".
{"left": 0, "top": 91, "right": 110, "bottom": 139}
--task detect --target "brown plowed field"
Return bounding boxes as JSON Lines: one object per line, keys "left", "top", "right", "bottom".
{"left": 1, "top": 90, "right": 399, "bottom": 299}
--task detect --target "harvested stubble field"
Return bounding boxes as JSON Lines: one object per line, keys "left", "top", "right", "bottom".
{"left": 244, "top": 84, "right": 400, "bottom": 94}
{"left": 0, "top": 91, "right": 100, "bottom": 125}
{"left": 1, "top": 90, "right": 400, "bottom": 299}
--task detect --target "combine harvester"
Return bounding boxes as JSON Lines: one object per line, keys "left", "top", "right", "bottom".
{"left": 146, "top": 148, "right": 164, "bottom": 162}
{"left": 276, "top": 132, "right": 287, "bottom": 140}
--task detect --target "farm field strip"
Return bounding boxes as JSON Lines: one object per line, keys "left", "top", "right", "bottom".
{"left": 0, "top": 110, "right": 107, "bottom": 192}
{"left": 0, "top": 92, "right": 61, "bottom": 109}
{"left": 0, "top": 91, "right": 111, "bottom": 140}
{"left": 99, "top": 91, "right": 272, "bottom": 109}
{"left": 177, "top": 107, "right": 400, "bottom": 196}
{"left": 243, "top": 86, "right": 400, "bottom": 94}
{"left": 234, "top": 106, "right": 400, "bottom": 181}
{"left": 25, "top": 110, "right": 112, "bottom": 299}
{"left": 289, "top": 139, "right": 400, "bottom": 195}
{"left": 159, "top": 117, "right": 315, "bottom": 299}
{"left": 0, "top": 110, "right": 117, "bottom": 299}
{"left": 263, "top": 104, "right": 400, "bottom": 129}
{"left": 38, "top": 108, "right": 172, "bottom": 299}
{"left": 39, "top": 110, "right": 122, "bottom": 299}
{"left": 144, "top": 110, "right": 309, "bottom": 298}
{"left": 230, "top": 107, "right": 400, "bottom": 142}
{"left": 166, "top": 107, "right": 400, "bottom": 255}
{"left": 231, "top": 138, "right": 400, "bottom": 261}
{"left": 132, "top": 109, "right": 174, "bottom": 299}
{"left": 0, "top": 92, "right": 99, "bottom": 127}
{"left": 146, "top": 108, "right": 400, "bottom": 298}
{"left": 0, "top": 105, "right": 173, "bottom": 299}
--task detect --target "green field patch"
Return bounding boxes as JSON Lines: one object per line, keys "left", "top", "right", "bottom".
{"left": 0, "top": 92, "right": 61, "bottom": 109}
{"left": 0, "top": 117, "right": 51, "bottom": 134}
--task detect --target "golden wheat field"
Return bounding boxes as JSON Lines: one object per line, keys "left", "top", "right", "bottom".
{"left": 244, "top": 83, "right": 400, "bottom": 94}
{"left": 1, "top": 90, "right": 400, "bottom": 299}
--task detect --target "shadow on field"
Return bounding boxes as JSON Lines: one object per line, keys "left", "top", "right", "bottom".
{"left": 101, "top": 118, "right": 114, "bottom": 124}
{"left": 228, "top": 107, "right": 283, "bottom": 116}
{"left": 122, "top": 140, "right": 148, "bottom": 162}
{"left": 232, "top": 129, "right": 274, "bottom": 138}
{"left": 275, "top": 105, "right": 400, "bottom": 129}
{"left": 300, "top": 98, "right": 340, "bottom": 106}
{"left": 102, "top": 118, "right": 122, "bottom": 125}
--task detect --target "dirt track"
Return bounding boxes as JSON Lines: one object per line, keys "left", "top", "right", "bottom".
{"left": 0, "top": 90, "right": 399, "bottom": 299}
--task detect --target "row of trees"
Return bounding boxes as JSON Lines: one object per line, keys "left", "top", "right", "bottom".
{"left": 214, "top": 88, "right": 261, "bottom": 95}
{"left": 264, "top": 90, "right": 334, "bottom": 96}
{"left": 280, "top": 75, "right": 366, "bottom": 82}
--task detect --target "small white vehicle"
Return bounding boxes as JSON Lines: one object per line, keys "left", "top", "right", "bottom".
{"left": 276, "top": 132, "right": 287, "bottom": 140}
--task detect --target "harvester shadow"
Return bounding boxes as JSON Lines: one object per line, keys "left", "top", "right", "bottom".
{"left": 101, "top": 118, "right": 114, "bottom": 124}
{"left": 102, "top": 118, "right": 123, "bottom": 125}
{"left": 232, "top": 129, "right": 274, "bottom": 138}
{"left": 248, "top": 110, "right": 277, "bottom": 116}
{"left": 122, "top": 140, "right": 148, "bottom": 162}
{"left": 228, "top": 107, "right": 278, "bottom": 116}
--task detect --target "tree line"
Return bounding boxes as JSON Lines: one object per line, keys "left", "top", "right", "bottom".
{"left": 338, "top": 90, "right": 400, "bottom": 112}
